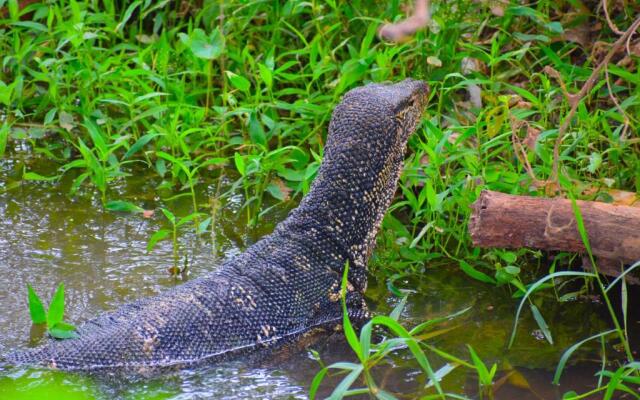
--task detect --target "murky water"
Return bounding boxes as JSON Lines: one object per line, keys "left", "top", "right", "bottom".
{"left": 0, "top": 157, "right": 637, "bottom": 399}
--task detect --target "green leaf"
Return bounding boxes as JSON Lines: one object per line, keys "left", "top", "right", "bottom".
{"left": 598, "top": 362, "right": 640, "bottom": 385}
{"left": 133, "top": 92, "right": 169, "bottom": 104}
{"left": 389, "top": 295, "right": 408, "bottom": 321}
{"left": 197, "top": 217, "right": 212, "bottom": 235}
{"left": 359, "top": 321, "right": 372, "bottom": 360}
{"left": 105, "top": 200, "right": 144, "bottom": 213}
{"left": 266, "top": 182, "right": 286, "bottom": 201}
{"left": 495, "top": 265, "right": 520, "bottom": 285}
{"left": 156, "top": 151, "right": 194, "bottom": 180}
{"left": 258, "top": 63, "right": 273, "bottom": 88}
{"left": 459, "top": 260, "right": 496, "bottom": 284}
{"left": 504, "top": 265, "right": 520, "bottom": 274}
{"left": 0, "top": 81, "right": 11, "bottom": 106}
{"left": 115, "top": 0, "right": 142, "bottom": 32}
{"left": 160, "top": 208, "right": 176, "bottom": 224}
{"left": 410, "top": 306, "right": 472, "bottom": 336}
{"left": 27, "top": 285, "right": 46, "bottom": 324}
{"left": 587, "top": 152, "right": 602, "bottom": 173}
{"left": 545, "top": 21, "right": 564, "bottom": 34}
{"left": 123, "top": 133, "right": 158, "bottom": 159}
{"left": 52, "top": 321, "right": 76, "bottom": 331}
{"left": 507, "top": 5, "right": 541, "bottom": 19}
{"left": 495, "top": 268, "right": 515, "bottom": 285}
{"left": 340, "top": 261, "right": 363, "bottom": 362}
{"left": 248, "top": 112, "right": 266, "bottom": 147}
{"left": 327, "top": 364, "right": 364, "bottom": 400}
{"left": 176, "top": 212, "right": 205, "bottom": 227}
{"left": 147, "top": 229, "right": 170, "bottom": 252}
{"left": 43, "top": 108, "right": 57, "bottom": 125}
{"left": 336, "top": 58, "right": 368, "bottom": 95}
{"left": 77, "top": 138, "right": 105, "bottom": 191}
{"left": 607, "top": 64, "right": 640, "bottom": 85}
{"left": 47, "top": 283, "right": 66, "bottom": 329}
{"left": 553, "top": 329, "right": 616, "bottom": 384}
{"left": 23, "top": 171, "right": 59, "bottom": 182}
{"left": 499, "top": 251, "right": 517, "bottom": 264}
{"left": 369, "top": 315, "right": 443, "bottom": 394}
{"left": 181, "top": 28, "right": 225, "bottom": 60}
{"left": 468, "top": 345, "right": 491, "bottom": 384}
{"left": 359, "top": 22, "right": 378, "bottom": 58}
{"left": 11, "top": 21, "right": 48, "bottom": 32}
{"left": 375, "top": 389, "right": 399, "bottom": 400}
{"left": 0, "top": 122, "right": 9, "bottom": 157}
{"left": 603, "top": 365, "right": 629, "bottom": 400}
{"left": 309, "top": 367, "right": 328, "bottom": 400}
{"left": 606, "top": 261, "right": 640, "bottom": 293}
{"left": 8, "top": 0, "right": 18, "bottom": 21}
{"left": 0, "top": 81, "right": 9, "bottom": 106}
{"left": 621, "top": 276, "right": 628, "bottom": 337}
{"left": 569, "top": 194, "right": 594, "bottom": 260}
{"left": 530, "top": 304, "right": 553, "bottom": 345}
{"left": 68, "top": 0, "right": 81, "bottom": 24}
{"left": 49, "top": 322, "right": 79, "bottom": 340}
{"left": 513, "top": 32, "right": 550, "bottom": 43}
{"left": 509, "top": 271, "right": 595, "bottom": 348}
{"left": 234, "top": 152, "right": 246, "bottom": 176}
{"left": 426, "top": 363, "right": 459, "bottom": 389}
{"left": 425, "top": 180, "right": 440, "bottom": 212}
{"left": 156, "top": 158, "right": 167, "bottom": 177}
{"left": 70, "top": 172, "right": 89, "bottom": 195}
{"left": 226, "top": 71, "right": 251, "bottom": 93}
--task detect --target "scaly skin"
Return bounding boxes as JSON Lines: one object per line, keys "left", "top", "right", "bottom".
{"left": 4, "top": 79, "right": 428, "bottom": 371}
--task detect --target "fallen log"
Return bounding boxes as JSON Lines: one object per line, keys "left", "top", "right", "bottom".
{"left": 469, "top": 190, "right": 640, "bottom": 280}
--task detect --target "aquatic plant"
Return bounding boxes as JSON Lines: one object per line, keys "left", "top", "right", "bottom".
{"left": 27, "top": 283, "right": 77, "bottom": 340}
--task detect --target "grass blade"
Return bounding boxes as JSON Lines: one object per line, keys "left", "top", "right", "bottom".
{"left": 553, "top": 329, "right": 616, "bottom": 384}
{"left": 389, "top": 295, "right": 408, "bottom": 321}
{"left": 370, "top": 315, "right": 444, "bottom": 395}
{"left": 328, "top": 364, "right": 364, "bottom": 400}
{"left": 509, "top": 271, "right": 595, "bottom": 348}
{"left": 604, "top": 260, "right": 640, "bottom": 293}
{"left": 309, "top": 367, "right": 328, "bottom": 400}
{"left": 340, "top": 261, "right": 363, "bottom": 361}
{"left": 529, "top": 304, "right": 553, "bottom": 345}
{"left": 467, "top": 345, "right": 490, "bottom": 384}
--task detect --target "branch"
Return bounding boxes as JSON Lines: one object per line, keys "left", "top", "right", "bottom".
{"left": 378, "top": 0, "right": 430, "bottom": 42}
{"left": 549, "top": 15, "right": 640, "bottom": 185}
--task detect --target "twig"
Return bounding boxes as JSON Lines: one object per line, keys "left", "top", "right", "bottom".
{"left": 378, "top": 0, "right": 430, "bottom": 42}
{"left": 549, "top": 15, "right": 640, "bottom": 184}
{"left": 602, "top": 0, "right": 624, "bottom": 35}
{"left": 510, "top": 117, "right": 542, "bottom": 185}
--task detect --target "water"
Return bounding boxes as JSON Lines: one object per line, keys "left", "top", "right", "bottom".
{"left": 0, "top": 157, "right": 636, "bottom": 399}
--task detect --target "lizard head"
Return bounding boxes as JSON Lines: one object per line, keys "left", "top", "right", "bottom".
{"left": 340, "top": 78, "right": 428, "bottom": 144}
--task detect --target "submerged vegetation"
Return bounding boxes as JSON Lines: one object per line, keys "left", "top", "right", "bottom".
{"left": 1, "top": 0, "right": 640, "bottom": 398}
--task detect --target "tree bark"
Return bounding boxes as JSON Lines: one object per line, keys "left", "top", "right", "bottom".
{"left": 469, "top": 190, "right": 640, "bottom": 279}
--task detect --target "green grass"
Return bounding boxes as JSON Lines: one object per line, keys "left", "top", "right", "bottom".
{"left": 2, "top": 0, "right": 640, "bottom": 398}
